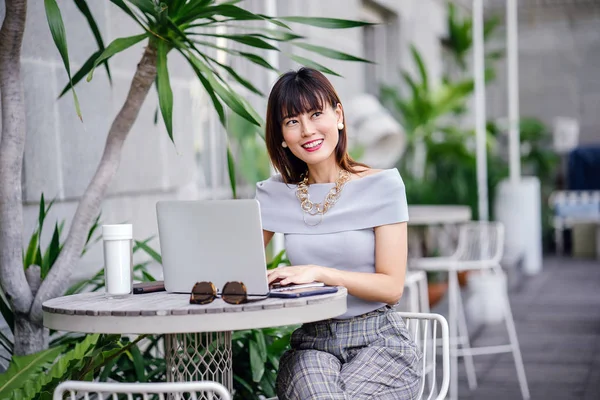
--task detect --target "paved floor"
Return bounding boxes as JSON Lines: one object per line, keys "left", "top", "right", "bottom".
{"left": 431, "top": 256, "right": 600, "bottom": 399}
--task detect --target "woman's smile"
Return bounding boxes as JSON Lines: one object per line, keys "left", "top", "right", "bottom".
{"left": 302, "top": 139, "right": 324, "bottom": 152}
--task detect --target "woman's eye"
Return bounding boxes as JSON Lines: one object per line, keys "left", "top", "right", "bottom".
{"left": 286, "top": 119, "right": 298, "bottom": 126}
{"left": 313, "top": 112, "right": 322, "bottom": 117}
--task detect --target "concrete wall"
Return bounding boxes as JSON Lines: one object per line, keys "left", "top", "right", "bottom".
{"left": 486, "top": 7, "right": 600, "bottom": 145}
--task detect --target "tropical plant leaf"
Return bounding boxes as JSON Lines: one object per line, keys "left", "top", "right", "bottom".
{"left": 238, "top": 51, "right": 278, "bottom": 71}
{"left": 44, "top": 0, "right": 82, "bottom": 121}
{"left": 0, "top": 346, "right": 64, "bottom": 399}
{"left": 23, "top": 229, "right": 39, "bottom": 270}
{"left": 133, "top": 240, "right": 162, "bottom": 264}
{"left": 213, "top": 60, "right": 263, "bottom": 96}
{"left": 253, "top": 330, "right": 267, "bottom": 363}
{"left": 249, "top": 340, "right": 264, "bottom": 382}
{"left": 38, "top": 193, "right": 46, "bottom": 232}
{"left": 267, "top": 249, "right": 287, "bottom": 270}
{"left": 73, "top": 0, "right": 112, "bottom": 83}
{"left": 288, "top": 54, "right": 341, "bottom": 77}
{"left": 129, "top": 344, "right": 147, "bottom": 382}
{"left": 37, "top": 334, "right": 101, "bottom": 393}
{"left": 156, "top": 40, "right": 175, "bottom": 143}
{"left": 186, "top": 52, "right": 260, "bottom": 125}
{"left": 109, "top": 0, "right": 151, "bottom": 30}
{"left": 82, "top": 213, "right": 102, "bottom": 255}
{"left": 280, "top": 16, "right": 375, "bottom": 29}
{"left": 58, "top": 49, "right": 103, "bottom": 98}
{"left": 410, "top": 45, "right": 428, "bottom": 91}
{"left": 226, "top": 145, "right": 237, "bottom": 199}
{"left": 293, "top": 42, "right": 373, "bottom": 63}
{"left": 195, "top": 33, "right": 279, "bottom": 51}
{"left": 41, "top": 222, "right": 61, "bottom": 278}
{"left": 87, "top": 33, "right": 148, "bottom": 82}
{"left": 127, "top": 0, "right": 158, "bottom": 17}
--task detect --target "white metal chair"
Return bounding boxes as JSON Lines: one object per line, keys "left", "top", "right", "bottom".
{"left": 400, "top": 270, "right": 431, "bottom": 313}
{"left": 409, "top": 221, "right": 530, "bottom": 400}
{"left": 264, "top": 312, "right": 449, "bottom": 400}
{"left": 53, "top": 381, "right": 232, "bottom": 400}
{"left": 398, "top": 312, "right": 450, "bottom": 400}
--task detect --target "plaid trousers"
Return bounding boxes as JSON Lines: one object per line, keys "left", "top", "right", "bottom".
{"left": 276, "top": 306, "right": 422, "bottom": 400}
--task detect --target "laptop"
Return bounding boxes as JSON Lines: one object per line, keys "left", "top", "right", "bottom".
{"left": 157, "top": 199, "right": 271, "bottom": 296}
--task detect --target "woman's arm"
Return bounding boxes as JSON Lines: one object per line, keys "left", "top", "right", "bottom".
{"left": 267, "top": 222, "right": 408, "bottom": 305}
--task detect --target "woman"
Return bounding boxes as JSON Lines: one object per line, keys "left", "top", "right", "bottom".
{"left": 255, "top": 67, "right": 422, "bottom": 400}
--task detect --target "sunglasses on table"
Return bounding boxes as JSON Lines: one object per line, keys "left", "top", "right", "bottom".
{"left": 189, "top": 281, "right": 267, "bottom": 305}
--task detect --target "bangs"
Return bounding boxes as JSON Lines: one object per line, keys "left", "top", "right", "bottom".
{"left": 276, "top": 77, "right": 336, "bottom": 125}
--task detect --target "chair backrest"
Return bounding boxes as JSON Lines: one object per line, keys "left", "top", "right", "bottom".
{"left": 549, "top": 190, "right": 600, "bottom": 225}
{"left": 397, "top": 312, "right": 449, "bottom": 400}
{"left": 53, "top": 381, "right": 231, "bottom": 400}
{"left": 453, "top": 221, "right": 504, "bottom": 264}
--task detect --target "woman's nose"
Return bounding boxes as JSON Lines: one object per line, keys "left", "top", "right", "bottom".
{"left": 301, "top": 120, "right": 316, "bottom": 137}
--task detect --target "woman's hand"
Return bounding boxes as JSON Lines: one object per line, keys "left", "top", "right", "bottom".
{"left": 267, "top": 265, "right": 325, "bottom": 286}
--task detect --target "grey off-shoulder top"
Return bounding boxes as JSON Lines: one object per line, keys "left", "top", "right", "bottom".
{"left": 255, "top": 168, "right": 409, "bottom": 319}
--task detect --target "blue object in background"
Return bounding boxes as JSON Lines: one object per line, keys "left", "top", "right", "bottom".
{"left": 568, "top": 145, "right": 600, "bottom": 190}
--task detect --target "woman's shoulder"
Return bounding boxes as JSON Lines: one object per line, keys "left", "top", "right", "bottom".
{"left": 255, "top": 174, "right": 296, "bottom": 207}
{"left": 258, "top": 174, "right": 285, "bottom": 185}
{"left": 350, "top": 167, "right": 403, "bottom": 185}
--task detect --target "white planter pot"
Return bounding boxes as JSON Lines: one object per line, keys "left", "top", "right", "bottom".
{"left": 494, "top": 176, "right": 543, "bottom": 275}
{"left": 465, "top": 271, "right": 507, "bottom": 325}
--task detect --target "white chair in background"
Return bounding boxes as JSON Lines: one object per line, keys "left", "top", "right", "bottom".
{"left": 53, "top": 380, "right": 231, "bottom": 400}
{"left": 399, "top": 270, "right": 430, "bottom": 313}
{"left": 409, "top": 222, "right": 530, "bottom": 400}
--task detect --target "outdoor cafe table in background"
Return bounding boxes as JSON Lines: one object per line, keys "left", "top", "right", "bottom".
{"left": 407, "top": 205, "right": 473, "bottom": 257}
{"left": 407, "top": 205, "right": 472, "bottom": 226}
{"left": 43, "top": 288, "right": 347, "bottom": 393}
{"left": 403, "top": 205, "right": 473, "bottom": 313}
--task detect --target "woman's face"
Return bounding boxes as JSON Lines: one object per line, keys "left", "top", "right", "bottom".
{"left": 281, "top": 102, "right": 343, "bottom": 167}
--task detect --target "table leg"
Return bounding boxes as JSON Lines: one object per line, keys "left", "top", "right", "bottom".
{"left": 165, "top": 331, "right": 233, "bottom": 398}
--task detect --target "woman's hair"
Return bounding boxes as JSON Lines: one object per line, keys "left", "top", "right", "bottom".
{"left": 265, "top": 67, "right": 368, "bottom": 184}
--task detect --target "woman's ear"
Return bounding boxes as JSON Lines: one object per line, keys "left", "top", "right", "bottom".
{"left": 335, "top": 102, "right": 344, "bottom": 123}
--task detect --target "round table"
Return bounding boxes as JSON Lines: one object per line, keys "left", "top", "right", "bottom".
{"left": 407, "top": 205, "right": 472, "bottom": 225}
{"left": 43, "top": 289, "right": 347, "bottom": 392}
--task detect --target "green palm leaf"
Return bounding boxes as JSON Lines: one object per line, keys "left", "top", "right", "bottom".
{"left": 44, "top": 0, "right": 82, "bottom": 121}
{"left": 58, "top": 49, "right": 103, "bottom": 98}
{"left": 288, "top": 54, "right": 341, "bottom": 77}
{"left": 87, "top": 33, "right": 148, "bottom": 81}
{"left": 227, "top": 145, "right": 237, "bottom": 199}
{"left": 293, "top": 42, "right": 373, "bottom": 63}
{"left": 74, "top": 0, "right": 112, "bottom": 83}
{"left": 133, "top": 240, "right": 163, "bottom": 264}
{"left": 186, "top": 52, "right": 260, "bottom": 126}
{"left": 280, "top": 16, "right": 375, "bottom": 29}
{"left": 195, "top": 33, "right": 279, "bottom": 51}
{"left": 156, "top": 40, "right": 175, "bottom": 143}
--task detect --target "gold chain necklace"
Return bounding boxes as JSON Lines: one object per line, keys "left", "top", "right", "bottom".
{"left": 296, "top": 169, "right": 351, "bottom": 226}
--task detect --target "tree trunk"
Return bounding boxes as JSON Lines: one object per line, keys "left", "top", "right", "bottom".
{"left": 29, "top": 43, "right": 159, "bottom": 331}
{"left": 0, "top": 0, "right": 34, "bottom": 328}
{"left": 13, "top": 313, "right": 47, "bottom": 356}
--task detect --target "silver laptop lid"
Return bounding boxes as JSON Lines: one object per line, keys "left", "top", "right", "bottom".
{"left": 156, "top": 199, "right": 269, "bottom": 295}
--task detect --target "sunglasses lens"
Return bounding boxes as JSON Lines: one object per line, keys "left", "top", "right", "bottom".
{"left": 190, "top": 281, "right": 217, "bottom": 304}
{"left": 222, "top": 281, "right": 247, "bottom": 305}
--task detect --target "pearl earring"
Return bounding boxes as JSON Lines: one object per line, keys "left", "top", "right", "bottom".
{"left": 282, "top": 141, "right": 288, "bottom": 148}
{"left": 337, "top": 122, "right": 344, "bottom": 130}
